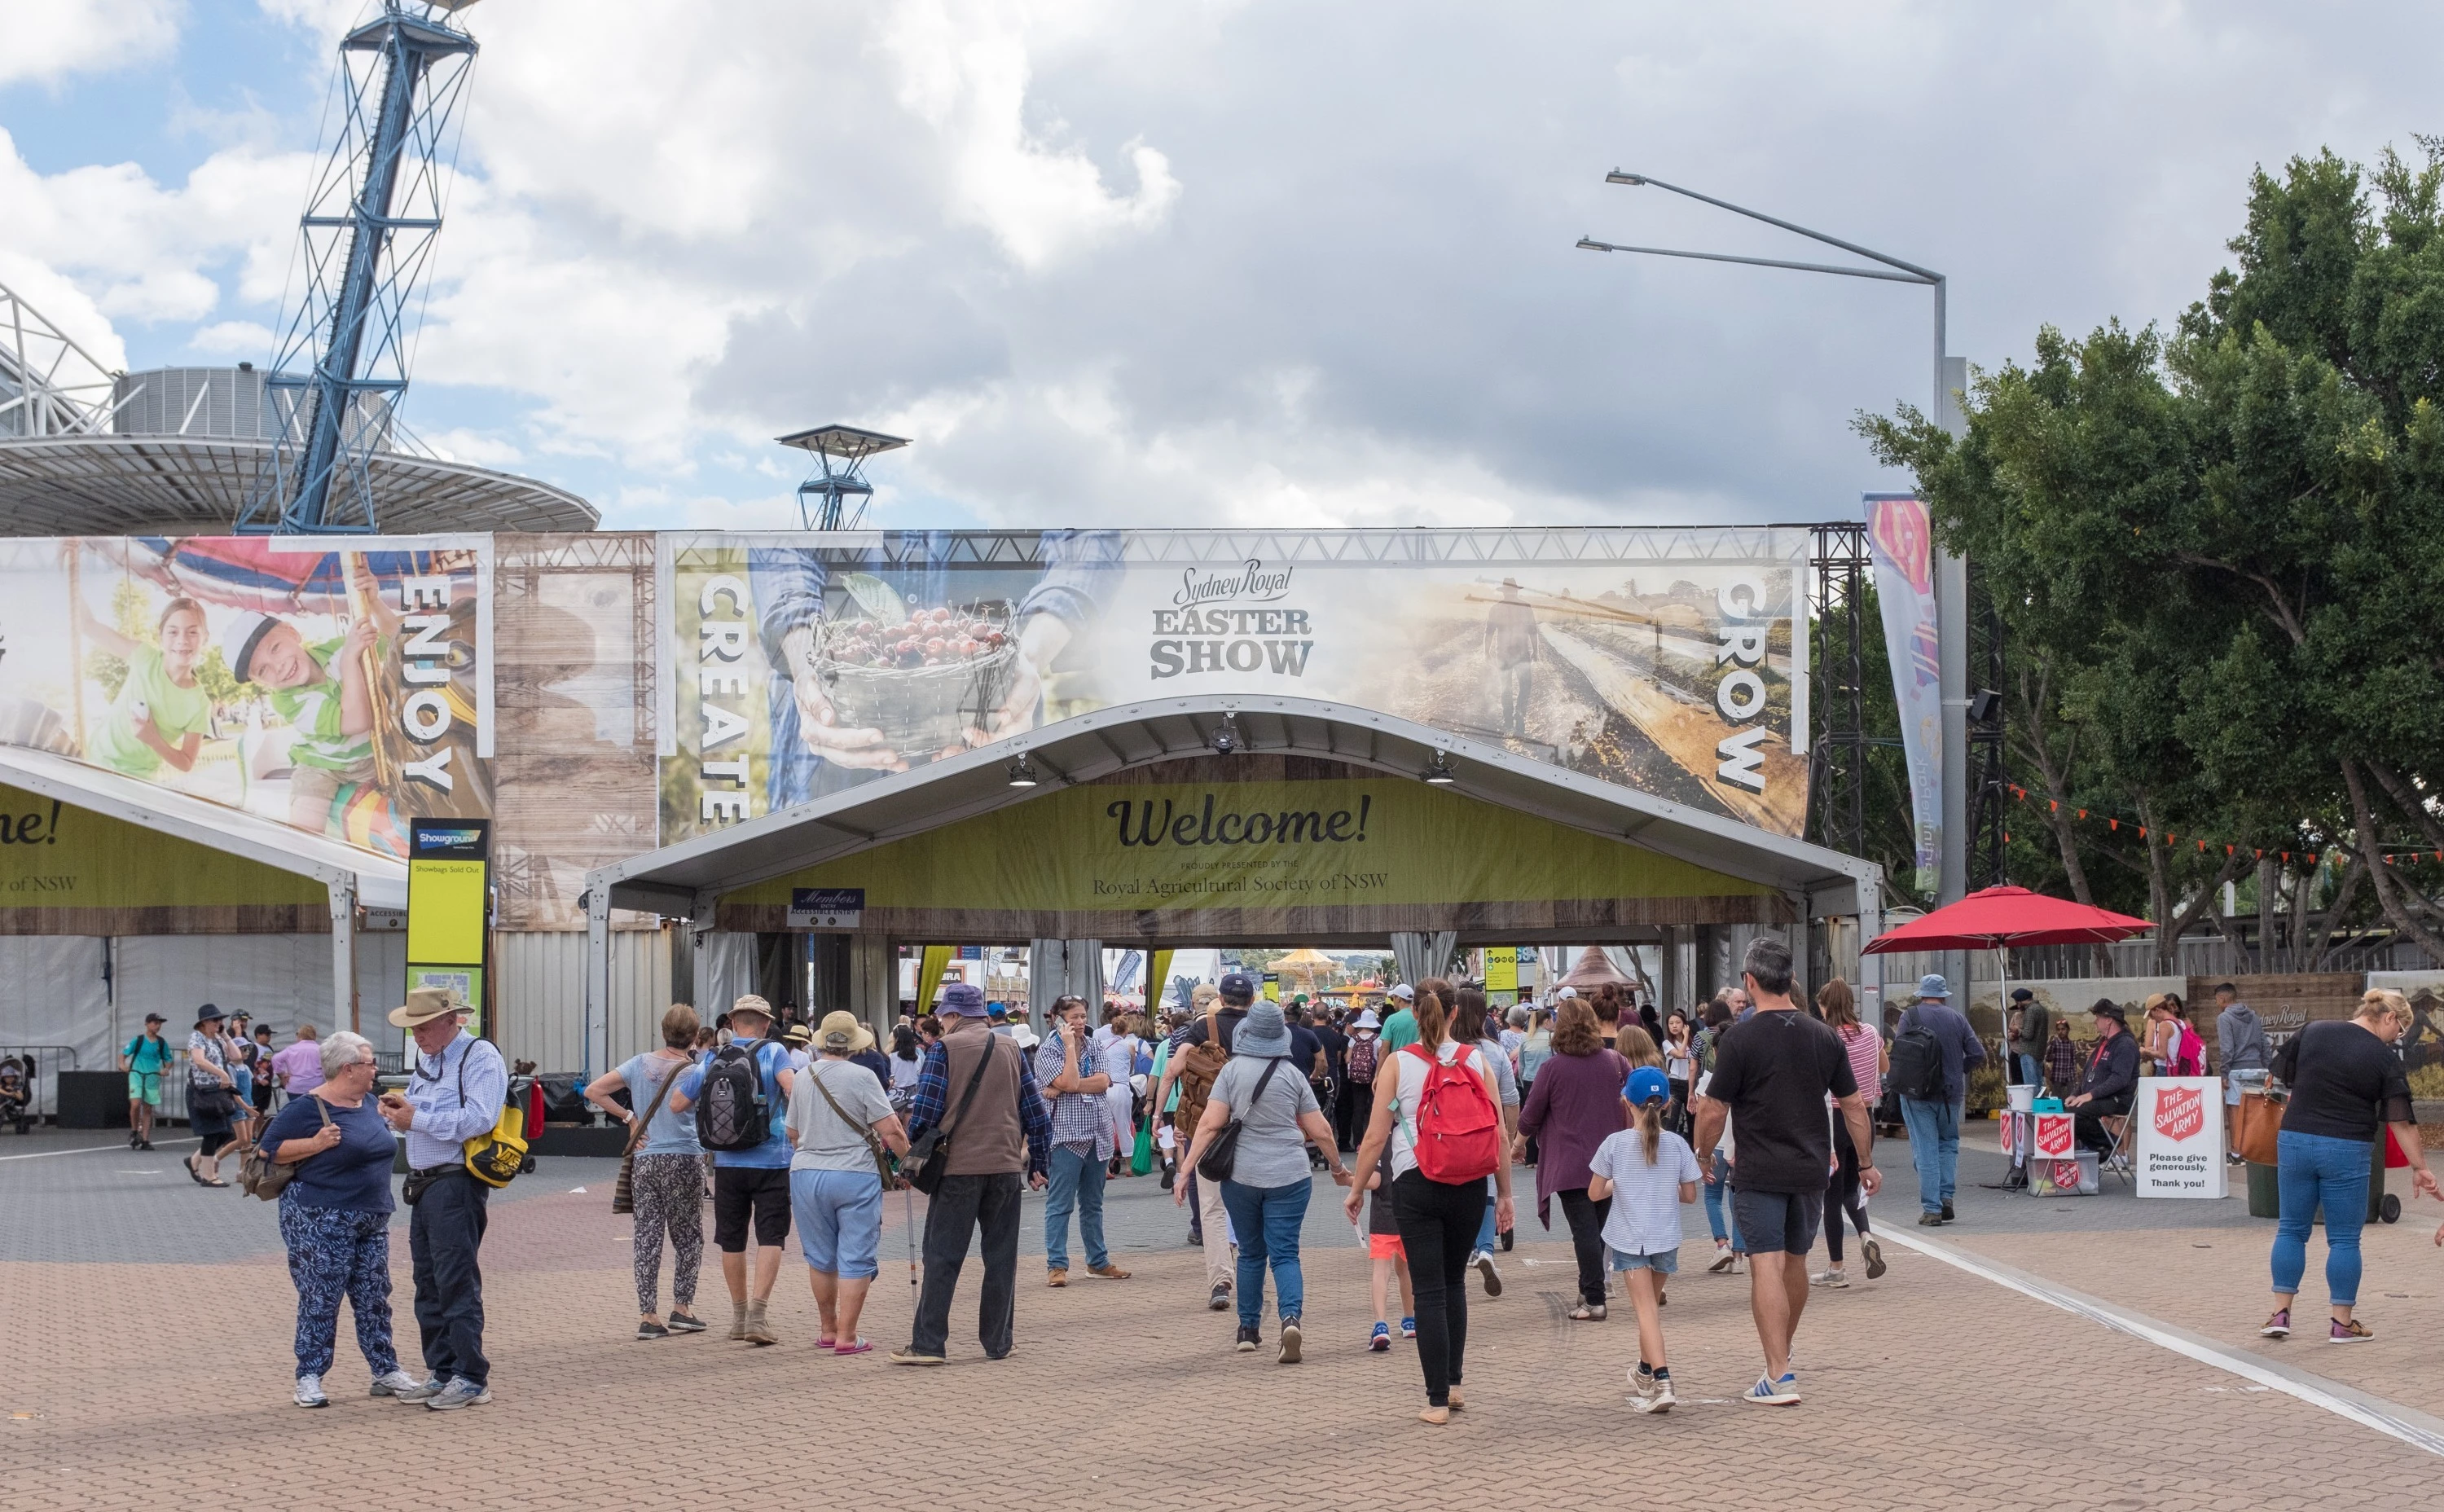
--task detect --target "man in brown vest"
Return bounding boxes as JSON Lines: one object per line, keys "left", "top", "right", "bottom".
{"left": 891, "top": 982, "right": 1053, "bottom": 1365}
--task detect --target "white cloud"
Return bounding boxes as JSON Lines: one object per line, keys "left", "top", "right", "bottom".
{"left": 0, "top": 0, "right": 183, "bottom": 88}
{"left": 8, "top": 2, "right": 2443, "bottom": 537}
{"left": 186, "top": 319, "right": 276, "bottom": 358}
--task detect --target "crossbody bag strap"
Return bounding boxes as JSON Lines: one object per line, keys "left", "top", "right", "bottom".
{"left": 1245, "top": 1056, "right": 1286, "bottom": 1110}
{"left": 626, "top": 1056, "right": 688, "bottom": 1155}
{"left": 808, "top": 1062, "right": 890, "bottom": 1163}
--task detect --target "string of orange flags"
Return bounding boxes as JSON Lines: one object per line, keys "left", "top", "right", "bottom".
{"left": 2002, "top": 785, "right": 2444, "bottom": 868}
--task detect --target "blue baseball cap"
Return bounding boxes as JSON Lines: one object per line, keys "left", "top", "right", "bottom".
{"left": 1218, "top": 972, "right": 1257, "bottom": 1003}
{"left": 1916, "top": 974, "right": 1952, "bottom": 1000}
{"left": 1625, "top": 1066, "right": 1671, "bottom": 1106}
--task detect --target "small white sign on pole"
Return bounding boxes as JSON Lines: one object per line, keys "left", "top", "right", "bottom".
{"left": 2133, "top": 1076, "right": 2226, "bottom": 1199}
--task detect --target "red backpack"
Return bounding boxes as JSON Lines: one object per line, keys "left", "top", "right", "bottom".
{"left": 1403, "top": 1043, "right": 1501, "bottom": 1184}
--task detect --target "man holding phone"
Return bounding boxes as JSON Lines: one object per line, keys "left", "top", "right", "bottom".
{"left": 376, "top": 987, "right": 506, "bottom": 1413}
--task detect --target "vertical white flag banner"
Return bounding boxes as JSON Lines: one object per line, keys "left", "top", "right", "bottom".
{"left": 1864, "top": 494, "right": 1944, "bottom": 895}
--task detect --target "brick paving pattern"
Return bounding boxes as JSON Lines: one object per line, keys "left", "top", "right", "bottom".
{"left": 6, "top": 1143, "right": 2443, "bottom": 1512}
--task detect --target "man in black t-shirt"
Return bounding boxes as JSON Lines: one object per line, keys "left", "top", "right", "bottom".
{"left": 1691, "top": 937, "right": 1878, "bottom": 1407}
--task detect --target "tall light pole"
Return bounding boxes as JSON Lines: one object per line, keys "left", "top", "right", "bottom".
{"left": 1580, "top": 171, "right": 1972, "bottom": 996}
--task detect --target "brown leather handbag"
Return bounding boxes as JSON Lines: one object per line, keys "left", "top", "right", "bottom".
{"left": 2233, "top": 1090, "right": 2283, "bottom": 1167}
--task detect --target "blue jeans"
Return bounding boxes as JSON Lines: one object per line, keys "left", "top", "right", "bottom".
{"left": 1474, "top": 1176, "right": 1499, "bottom": 1254}
{"left": 1220, "top": 1177, "right": 1311, "bottom": 1329}
{"left": 1901, "top": 1096, "right": 1964, "bottom": 1214}
{"left": 1042, "top": 1145, "right": 1109, "bottom": 1271}
{"left": 2271, "top": 1131, "right": 2371, "bottom": 1307}
{"left": 1703, "top": 1149, "right": 1741, "bottom": 1250}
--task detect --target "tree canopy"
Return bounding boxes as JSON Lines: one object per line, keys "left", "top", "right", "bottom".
{"left": 1857, "top": 145, "right": 2444, "bottom": 967}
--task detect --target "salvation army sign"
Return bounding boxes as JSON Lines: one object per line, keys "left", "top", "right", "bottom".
{"left": 2133, "top": 1077, "right": 2225, "bottom": 1199}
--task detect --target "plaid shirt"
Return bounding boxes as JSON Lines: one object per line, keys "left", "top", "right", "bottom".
{"left": 906, "top": 1027, "right": 1052, "bottom": 1178}
{"left": 1035, "top": 1028, "right": 1115, "bottom": 1160}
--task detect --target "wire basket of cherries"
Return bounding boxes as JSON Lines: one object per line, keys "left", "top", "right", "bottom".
{"left": 811, "top": 604, "right": 1017, "bottom": 758}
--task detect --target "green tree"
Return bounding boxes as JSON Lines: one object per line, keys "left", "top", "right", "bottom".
{"left": 1859, "top": 144, "right": 2444, "bottom": 965}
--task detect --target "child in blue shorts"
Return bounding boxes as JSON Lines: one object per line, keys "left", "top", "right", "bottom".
{"left": 1588, "top": 1066, "right": 1701, "bottom": 1413}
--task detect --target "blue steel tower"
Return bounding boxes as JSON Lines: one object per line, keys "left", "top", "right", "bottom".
{"left": 240, "top": 2, "right": 481, "bottom": 534}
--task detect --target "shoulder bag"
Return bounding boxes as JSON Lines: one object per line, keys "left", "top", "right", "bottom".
{"left": 1194, "top": 1057, "right": 1286, "bottom": 1185}
{"left": 611, "top": 1056, "right": 690, "bottom": 1215}
{"left": 903, "top": 1037, "right": 999, "bottom": 1195}
{"left": 807, "top": 1061, "right": 899, "bottom": 1188}
{"left": 238, "top": 1094, "right": 330, "bottom": 1202}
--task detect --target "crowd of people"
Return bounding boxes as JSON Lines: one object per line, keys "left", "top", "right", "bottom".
{"left": 137, "top": 946, "right": 2444, "bottom": 1421}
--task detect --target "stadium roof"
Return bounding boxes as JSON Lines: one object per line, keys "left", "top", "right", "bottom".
{"left": 0, "top": 435, "right": 597, "bottom": 537}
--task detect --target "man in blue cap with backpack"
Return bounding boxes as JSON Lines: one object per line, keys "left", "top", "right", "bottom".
{"left": 1891, "top": 974, "right": 1985, "bottom": 1227}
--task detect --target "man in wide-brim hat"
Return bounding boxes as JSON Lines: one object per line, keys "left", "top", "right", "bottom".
{"left": 376, "top": 985, "right": 508, "bottom": 1412}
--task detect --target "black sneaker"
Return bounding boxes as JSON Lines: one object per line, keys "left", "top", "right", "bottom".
{"left": 1941, "top": 1200, "right": 1954, "bottom": 1221}
{"left": 635, "top": 1320, "right": 670, "bottom": 1340}
{"left": 1277, "top": 1318, "right": 1302, "bottom": 1364}
{"left": 1235, "top": 1325, "right": 1260, "bottom": 1352}
{"left": 666, "top": 1310, "right": 707, "bottom": 1334}
{"left": 1160, "top": 1168, "right": 1176, "bottom": 1192}
{"left": 1209, "top": 1282, "right": 1232, "bottom": 1312}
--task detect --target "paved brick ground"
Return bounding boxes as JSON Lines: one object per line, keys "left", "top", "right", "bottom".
{"left": 6, "top": 1160, "right": 2443, "bottom": 1511}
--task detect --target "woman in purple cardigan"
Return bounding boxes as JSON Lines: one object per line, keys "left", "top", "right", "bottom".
{"left": 1515, "top": 999, "right": 1633, "bottom": 1320}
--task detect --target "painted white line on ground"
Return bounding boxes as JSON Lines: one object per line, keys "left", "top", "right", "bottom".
{"left": 1878, "top": 1225, "right": 2444, "bottom": 1460}
{"left": 0, "top": 1137, "right": 196, "bottom": 1163}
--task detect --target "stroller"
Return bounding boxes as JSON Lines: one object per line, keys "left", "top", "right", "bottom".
{"left": 0, "top": 1056, "right": 31, "bottom": 1134}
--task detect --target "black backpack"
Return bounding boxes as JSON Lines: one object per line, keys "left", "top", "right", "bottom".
{"left": 1889, "top": 1017, "right": 1948, "bottom": 1103}
{"left": 694, "top": 1043, "right": 772, "bottom": 1152}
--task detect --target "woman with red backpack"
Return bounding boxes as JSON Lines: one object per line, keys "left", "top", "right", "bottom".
{"left": 1343, "top": 978, "right": 1514, "bottom": 1426}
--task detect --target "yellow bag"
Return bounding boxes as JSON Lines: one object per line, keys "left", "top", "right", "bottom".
{"left": 464, "top": 1092, "right": 530, "bottom": 1188}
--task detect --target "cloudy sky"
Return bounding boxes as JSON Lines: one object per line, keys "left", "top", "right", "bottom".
{"left": 3, "top": 1, "right": 2435, "bottom": 533}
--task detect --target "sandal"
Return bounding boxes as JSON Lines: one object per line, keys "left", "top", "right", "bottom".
{"left": 1567, "top": 1303, "right": 1607, "bottom": 1321}
{"left": 185, "top": 1157, "right": 209, "bottom": 1187}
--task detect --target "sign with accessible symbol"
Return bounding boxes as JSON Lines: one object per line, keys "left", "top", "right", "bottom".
{"left": 2133, "top": 1077, "right": 2226, "bottom": 1199}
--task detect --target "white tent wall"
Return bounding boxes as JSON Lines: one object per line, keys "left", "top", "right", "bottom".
{"left": 0, "top": 936, "right": 112, "bottom": 1118}
{"left": 112, "top": 933, "right": 407, "bottom": 1048}
{"left": 495, "top": 928, "right": 673, "bottom": 1077}
{"left": 689, "top": 930, "right": 757, "bottom": 1034}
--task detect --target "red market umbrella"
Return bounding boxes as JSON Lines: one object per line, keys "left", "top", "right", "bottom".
{"left": 1866, "top": 885, "right": 2153, "bottom": 1086}
{"left": 1862, "top": 886, "right": 2152, "bottom": 954}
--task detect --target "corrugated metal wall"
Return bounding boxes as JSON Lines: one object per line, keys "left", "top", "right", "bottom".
{"left": 493, "top": 927, "right": 672, "bottom": 1075}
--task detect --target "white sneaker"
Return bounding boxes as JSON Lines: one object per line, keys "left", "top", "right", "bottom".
{"left": 424, "top": 1375, "right": 492, "bottom": 1412}
{"left": 1811, "top": 1268, "right": 1848, "bottom": 1289}
{"left": 368, "top": 1369, "right": 424, "bottom": 1398}
{"left": 1472, "top": 1250, "right": 1504, "bottom": 1298}
{"left": 293, "top": 1374, "right": 328, "bottom": 1409}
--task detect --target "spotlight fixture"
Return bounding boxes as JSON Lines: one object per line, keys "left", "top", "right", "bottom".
{"left": 1422, "top": 750, "right": 1457, "bottom": 785}
{"left": 1968, "top": 688, "right": 2002, "bottom": 725}
{"left": 1005, "top": 753, "right": 1039, "bottom": 788}
{"left": 1208, "top": 711, "right": 1241, "bottom": 756}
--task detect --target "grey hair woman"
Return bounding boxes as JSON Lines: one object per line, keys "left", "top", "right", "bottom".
{"left": 257, "top": 1029, "right": 421, "bottom": 1407}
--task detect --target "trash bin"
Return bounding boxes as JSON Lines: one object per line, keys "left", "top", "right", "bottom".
{"left": 2246, "top": 1160, "right": 2279, "bottom": 1219}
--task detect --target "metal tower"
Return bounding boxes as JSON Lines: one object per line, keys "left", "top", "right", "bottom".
{"left": 777, "top": 424, "right": 909, "bottom": 530}
{"left": 0, "top": 276, "right": 122, "bottom": 437}
{"left": 240, "top": 1, "right": 481, "bottom": 534}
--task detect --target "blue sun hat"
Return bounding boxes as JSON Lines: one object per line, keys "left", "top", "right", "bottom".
{"left": 1625, "top": 1065, "right": 1672, "bottom": 1106}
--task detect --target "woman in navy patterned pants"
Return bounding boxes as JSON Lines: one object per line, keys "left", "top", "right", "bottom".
{"left": 282, "top": 1204, "right": 398, "bottom": 1378}
{"left": 259, "top": 1031, "right": 418, "bottom": 1406}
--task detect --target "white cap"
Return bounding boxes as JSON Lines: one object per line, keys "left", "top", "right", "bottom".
{"left": 220, "top": 609, "right": 275, "bottom": 683}
{"left": 1388, "top": 984, "right": 1414, "bottom": 1001}
{"left": 1556, "top": 987, "right": 1579, "bottom": 1000}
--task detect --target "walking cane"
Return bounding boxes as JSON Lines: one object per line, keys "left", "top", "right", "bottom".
{"left": 904, "top": 1171, "right": 919, "bottom": 1295}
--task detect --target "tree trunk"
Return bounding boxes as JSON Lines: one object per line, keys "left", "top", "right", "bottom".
{"left": 2306, "top": 855, "right": 2367, "bottom": 971}
{"left": 2341, "top": 759, "right": 2444, "bottom": 962}
{"left": 2257, "top": 855, "right": 2278, "bottom": 973}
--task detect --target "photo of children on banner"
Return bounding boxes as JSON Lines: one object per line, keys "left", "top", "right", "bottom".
{"left": 0, "top": 537, "right": 490, "bottom": 858}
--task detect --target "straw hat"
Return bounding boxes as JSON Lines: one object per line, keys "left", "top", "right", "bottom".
{"left": 387, "top": 986, "right": 465, "bottom": 1028}
{"left": 815, "top": 1010, "right": 874, "bottom": 1056}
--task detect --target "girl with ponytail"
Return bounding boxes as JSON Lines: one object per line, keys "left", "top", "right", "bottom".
{"left": 1587, "top": 1066, "right": 1700, "bottom": 1414}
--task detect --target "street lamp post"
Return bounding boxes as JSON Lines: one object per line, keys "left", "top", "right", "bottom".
{"left": 1580, "top": 172, "right": 1972, "bottom": 997}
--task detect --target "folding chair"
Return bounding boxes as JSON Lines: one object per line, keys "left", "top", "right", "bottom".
{"left": 2095, "top": 1110, "right": 2134, "bottom": 1189}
